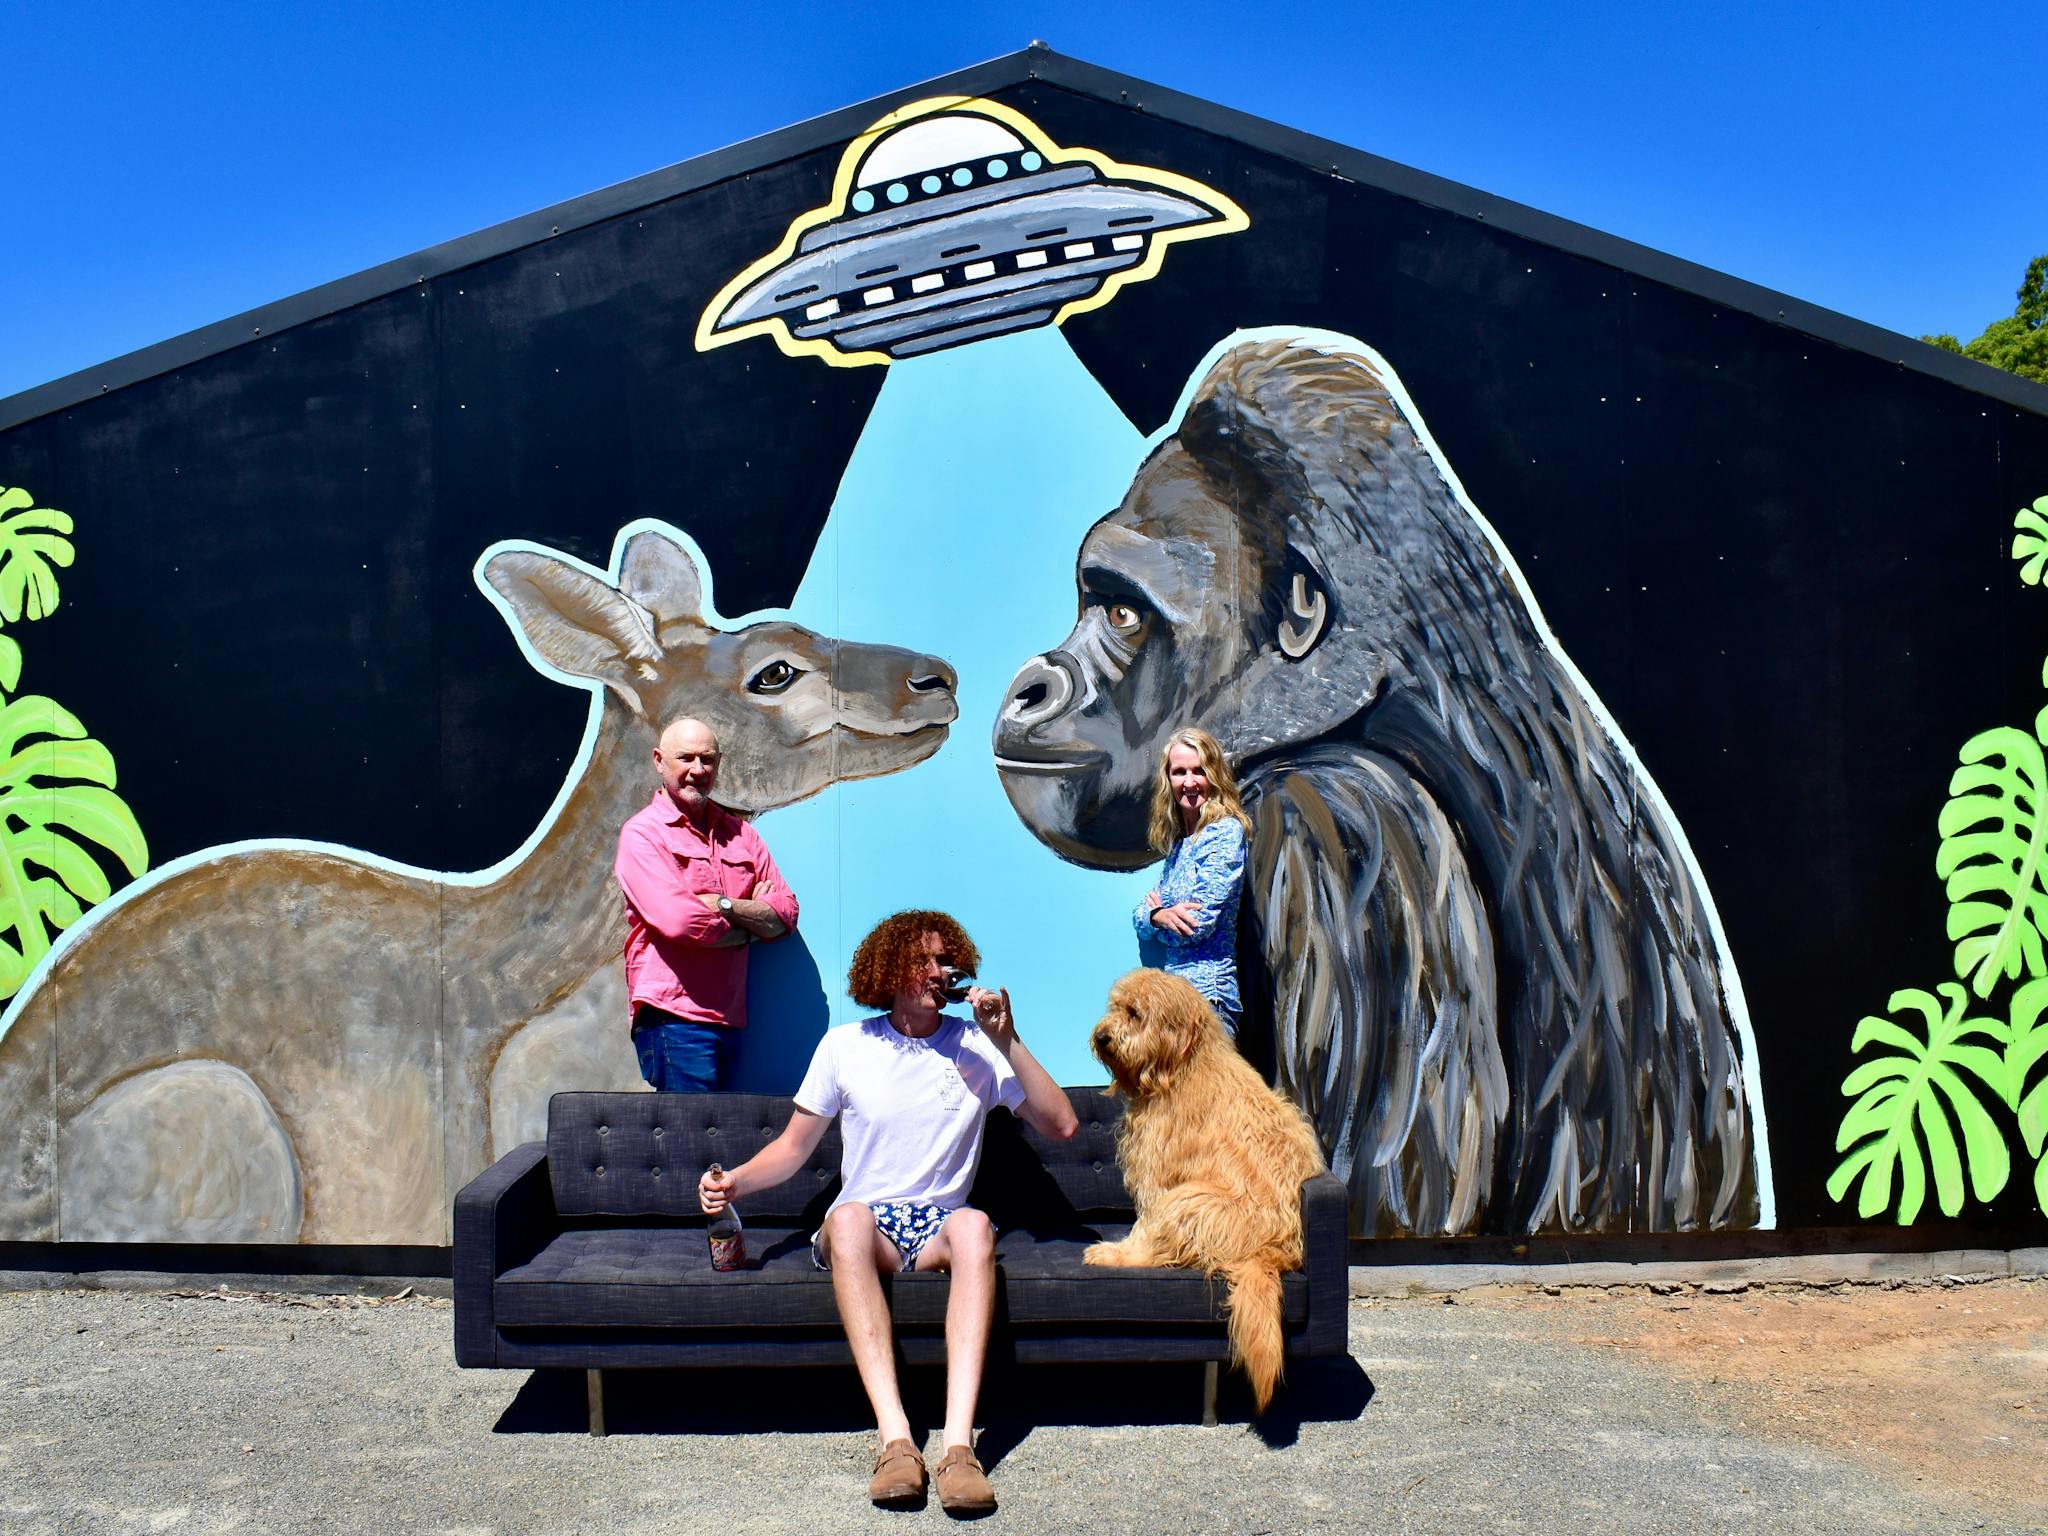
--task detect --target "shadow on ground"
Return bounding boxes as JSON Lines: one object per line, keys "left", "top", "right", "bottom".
{"left": 495, "top": 1356, "right": 1374, "bottom": 1460}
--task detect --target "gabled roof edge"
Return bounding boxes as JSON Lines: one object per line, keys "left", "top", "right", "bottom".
{"left": 1026, "top": 51, "right": 2048, "bottom": 419}
{"left": 4, "top": 44, "right": 2043, "bottom": 432}
{"left": 0, "top": 48, "right": 1048, "bottom": 432}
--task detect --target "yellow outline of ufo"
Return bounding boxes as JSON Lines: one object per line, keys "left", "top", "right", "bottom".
{"left": 694, "top": 94, "right": 1250, "bottom": 368}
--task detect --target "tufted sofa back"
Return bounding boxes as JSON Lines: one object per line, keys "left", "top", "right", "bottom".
{"left": 545, "top": 1087, "right": 1132, "bottom": 1227}
{"left": 546, "top": 1092, "right": 843, "bottom": 1224}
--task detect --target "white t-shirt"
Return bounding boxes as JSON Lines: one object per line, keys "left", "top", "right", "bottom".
{"left": 794, "top": 1015, "right": 1027, "bottom": 1213}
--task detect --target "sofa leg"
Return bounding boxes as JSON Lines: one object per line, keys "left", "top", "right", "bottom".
{"left": 587, "top": 1368, "right": 606, "bottom": 1438}
{"left": 1200, "top": 1361, "right": 1219, "bottom": 1427}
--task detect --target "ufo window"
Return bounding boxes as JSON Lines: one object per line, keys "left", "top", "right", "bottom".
{"left": 988, "top": 159, "right": 1008, "bottom": 179}
{"left": 964, "top": 260, "right": 996, "bottom": 281}
{"left": 1017, "top": 251, "right": 1048, "bottom": 270}
{"left": 863, "top": 286, "right": 895, "bottom": 306}
{"left": 805, "top": 299, "right": 840, "bottom": 321}
{"left": 951, "top": 167, "right": 973, "bottom": 188}
{"left": 911, "top": 273, "right": 944, "bottom": 295}
{"left": 1112, "top": 235, "right": 1144, "bottom": 253}
{"left": 886, "top": 183, "right": 909, "bottom": 205}
{"left": 920, "top": 175, "right": 941, "bottom": 195}
{"left": 1020, "top": 151, "right": 1043, "bottom": 172}
{"left": 1065, "top": 242, "right": 1096, "bottom": 260}
{"left": 851, "top": 189, "right": 876, "bottom": 214}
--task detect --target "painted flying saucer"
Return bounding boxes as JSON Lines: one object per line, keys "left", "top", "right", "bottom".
{"left": 697, "top": 97, "right": 1249, "bottom": 366}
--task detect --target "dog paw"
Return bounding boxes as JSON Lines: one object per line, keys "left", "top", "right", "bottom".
{"left": 1083, "top": 1240, "right": 1134, "bottom": 1268}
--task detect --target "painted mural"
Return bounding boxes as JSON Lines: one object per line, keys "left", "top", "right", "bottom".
{"left": 1831, "top": 493, "right": 2048, "bottom": 1224}
{"left": 0, "top": 486, "right": 145, "bottom": 1004}
{"left": 1, "top": 64, "right": 2044, "bottom": 1249}
{"left": 0, "top": 525, "right": 955, "bottom": 1241}
{"left": 993, "top": 333, "right": 1763, "bottom": 1235}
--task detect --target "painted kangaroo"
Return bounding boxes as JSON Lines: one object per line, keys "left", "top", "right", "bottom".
{"left": 0, "top": 522, "right": 957, "bottom": 1244}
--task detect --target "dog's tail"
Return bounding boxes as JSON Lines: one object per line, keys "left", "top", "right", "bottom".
{"left": 1222, "top": 1260, "right": 1286, "bottom": 1412}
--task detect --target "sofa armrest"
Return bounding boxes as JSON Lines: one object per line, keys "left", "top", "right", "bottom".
{"left": 1295, "top": 1171, "right": 1350, "bottom": 1357}
{"left": 453, "top": 1141, "right": 556, "bottom": 1368}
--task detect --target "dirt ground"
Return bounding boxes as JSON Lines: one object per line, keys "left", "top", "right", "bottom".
{"left": 4, "top": 1271, "right": 2045, "bottom": 1534}
{"left": 1461, "top": 1275, "right": 2048, "bottom": 1521}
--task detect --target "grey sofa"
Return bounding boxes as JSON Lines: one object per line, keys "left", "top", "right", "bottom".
{"left": 453, "top": 1088, "right": 1350, "bottom": 1432}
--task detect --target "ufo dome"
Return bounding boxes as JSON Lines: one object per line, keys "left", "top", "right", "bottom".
{"left": 857, "top": 115, "right": 1025, "bottom": 187}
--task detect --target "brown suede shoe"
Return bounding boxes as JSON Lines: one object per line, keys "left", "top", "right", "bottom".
{"left": 868, "top": 1438, "right": 927, "bottom": 1508}
{"left": 933, "top": 1444, "right": 996, "bottom": 1516}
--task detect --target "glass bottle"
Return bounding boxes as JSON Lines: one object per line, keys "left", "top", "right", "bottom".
{"left": 705, "top": 1161, "right": 745, "bottom": 1271}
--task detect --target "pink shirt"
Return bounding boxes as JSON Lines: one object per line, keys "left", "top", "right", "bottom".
{"left": 614, "top": 791, "right": 799, "bottom": 1031}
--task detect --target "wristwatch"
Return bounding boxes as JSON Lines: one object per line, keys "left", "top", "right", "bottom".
{"left": 717, "top": 896, "right": 735, "bottom": 916}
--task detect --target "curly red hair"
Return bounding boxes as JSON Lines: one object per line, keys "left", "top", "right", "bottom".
{"left": 847, "top": 910, "right": 981, "bottom": 1010}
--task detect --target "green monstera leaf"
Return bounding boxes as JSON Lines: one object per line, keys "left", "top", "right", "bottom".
{"left": 0, "top": 692, "right": 149, "bottom": 996}
{"left": 1828, "top": 983, "right": 2011, "bottom": 1224}
{"left": 0, "top": 487, "right": 75, "bottom": 625}
{"left": 2011, "top": 980, "right": 2048, "bottom": 1214}
{"left": 1937, "top": 694, "right": 2048, "bottom": 996}
{"left": 2015, "top": 497, "right": 2048, "bottom": 586}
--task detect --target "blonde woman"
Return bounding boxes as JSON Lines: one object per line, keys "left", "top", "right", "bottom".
{"left": 1133, "top": 728, "right": 1254, "bottom": 1036}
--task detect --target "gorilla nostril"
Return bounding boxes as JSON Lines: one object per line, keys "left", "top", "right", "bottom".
{"left": 909, "top": 673, "right": 951, "bottom": 695}
{"left": 1003, "top": 654, "right": 1073, "bottom": 723}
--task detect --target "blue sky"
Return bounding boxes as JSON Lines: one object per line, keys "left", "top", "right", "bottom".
{"left": 4, "top": 0, "right": 2040, "bottom": 403}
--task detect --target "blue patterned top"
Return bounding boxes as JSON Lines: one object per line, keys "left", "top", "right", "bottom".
{"left": 1132, "top": 819, "right": 1248, "bottom": 1015}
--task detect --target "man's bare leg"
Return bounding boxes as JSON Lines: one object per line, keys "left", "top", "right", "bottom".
{"left": 822, "top": 1202, "right": 915, "bottom": 1447}
{"left": 915, "top": 1206, "right": 996, "bottom": 1450}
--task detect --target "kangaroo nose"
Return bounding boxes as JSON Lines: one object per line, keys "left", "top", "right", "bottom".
{"left": 1003, "top": 654, "right": 1074, "bottom": 726}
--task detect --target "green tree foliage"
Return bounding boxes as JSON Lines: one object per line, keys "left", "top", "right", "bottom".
{"left": 0, "top": 487, "right": 147, "bottom": 999}
{"left": 1833, "top": 493, "right": 2048, "bottom": 1220}
{"left": 1923, "top": 255, "right": 2048, "bottom": 386}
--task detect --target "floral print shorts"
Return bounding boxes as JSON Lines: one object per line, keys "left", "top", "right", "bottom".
{"left": 813, "top": 1199, "right": 953, "bottom": 1273}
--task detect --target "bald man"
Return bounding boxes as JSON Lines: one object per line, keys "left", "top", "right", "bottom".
{"left": 614, "top": 717, "right": 799, "bottom": 1091}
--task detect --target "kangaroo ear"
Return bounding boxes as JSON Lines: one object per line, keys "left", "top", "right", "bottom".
{"left": 618, "top": 529, "right": 706, "bottom": 626}
{"left": 483, "top": 549, "right": 661, "bottom": 710}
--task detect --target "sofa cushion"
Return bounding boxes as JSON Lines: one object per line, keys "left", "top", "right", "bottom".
{"left": 496, "top": 1222, "right": 1306, "bottom": 1333}
{"left": 546, "top": 1092, "right": 842, "bottom": 1224}
{"left": 993, "top": 1227, "right": 1309, "bottom": 1329}
{"left": 497, "top": 1226, "right": 964, "bottom": 1329}
{"left": 983, "top": 1097, "right": 1130, "bottom": 1220}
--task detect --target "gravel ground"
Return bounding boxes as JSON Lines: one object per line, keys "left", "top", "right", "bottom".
{"left": 1, "top": 1278, "right": 2042, "bottom": 1535}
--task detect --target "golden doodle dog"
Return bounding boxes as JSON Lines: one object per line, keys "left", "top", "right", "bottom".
{"left": 1085, "top": 969, "right": 1326, "bottom": 1410}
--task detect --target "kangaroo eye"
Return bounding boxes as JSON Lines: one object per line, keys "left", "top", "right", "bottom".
{"left": 747, "top": 660, "right": 803, "bottom": 694}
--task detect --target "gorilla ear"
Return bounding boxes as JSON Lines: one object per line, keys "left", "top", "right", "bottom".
{"left": 1277, "top": 570, "right": 1329, "bottom": 659}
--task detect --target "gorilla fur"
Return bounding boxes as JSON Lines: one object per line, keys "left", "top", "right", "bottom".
{"left": 1087, "top": 968, "right": 1327, "bottom": 1411}
{"left": 996, "top": 333, "right": 1761, "bottom": 1236}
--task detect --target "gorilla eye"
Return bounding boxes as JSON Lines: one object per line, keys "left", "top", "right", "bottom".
{"left": 1106, "top": 602, "right": 1144, "bottom": 636}
{"left": 747, "top": 659, "right": 803, "bottom": 694}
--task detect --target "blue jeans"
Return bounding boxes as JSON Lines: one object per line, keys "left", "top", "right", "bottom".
{"left": 632, "top": 1010, "right": 737, "bottom": 1092}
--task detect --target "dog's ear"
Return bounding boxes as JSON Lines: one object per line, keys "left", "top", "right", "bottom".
{"left": 1132, "top": 974, "right": 1206, "bottom": 1098}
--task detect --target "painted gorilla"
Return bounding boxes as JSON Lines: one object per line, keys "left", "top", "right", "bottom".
{"left": 995, "top": 333, "right": 1762, "bottom": 1236}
